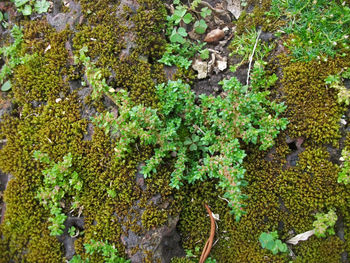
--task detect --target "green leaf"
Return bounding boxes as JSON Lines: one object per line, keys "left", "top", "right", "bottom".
{"left": 14, "top": 0, "right": 29, "bottom": 7}
{"left": 194, "top": 19, "right": 208, "bottom": 34}
{"left": 177, "top": 27, "right": 188, "bottom": 37}
{"left": 200, "top": 7, "right": 212, "bottom": 18}
{"left": 34, "top": 0, "right": 50, "bottom": 14}
{"left": 170, "top": 31, "right": 186, "bottom": 44}
{"left": 22, "top": 4, "right": 32, "bottom": 16}
{"left": 189, "top": 144, "right": 197, "bottom": 151}
{"left": 184, "top": 138, "right": 192, "bottom": 145}
{"left": 1, "top": 80, "right": 11, "bottom": 91}
{"left": 183, "top": 13, "right": 193, "bottom": 24}
{"left": 200, "top": 49, "right": 210, "bottom": 60}
{"left": 0, "top": 11, "right": 3, "bottom": 22}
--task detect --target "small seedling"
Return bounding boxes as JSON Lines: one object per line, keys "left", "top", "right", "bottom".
{"left": 313, "top": 209, "right": 337, "bottom": 238}
{"left": 68, "top": 226, "right": 77, "bottom": 237}
{"left": 259, "top": 231, "right": 288, "bottom": 255}
{"left": 194, "top": 19, "right": 208, "bottom": 34}
{"left": 11, "top": 0, "right": 50, "bottom": 16}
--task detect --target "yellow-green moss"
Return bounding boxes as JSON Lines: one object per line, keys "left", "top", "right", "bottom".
{"left": 279, "top": 55, "right": 349, "bottom": 145}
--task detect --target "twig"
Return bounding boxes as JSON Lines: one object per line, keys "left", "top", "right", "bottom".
{"left": 199, "top": 204, "right": 215, "bottom": 263}
{"left": 246, "top": 29, "right": 262, "bottom": 87}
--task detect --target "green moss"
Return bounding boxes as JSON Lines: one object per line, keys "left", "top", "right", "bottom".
{"left": 73, "top": 0, "right": 167, "bottom": 107}
{"left": 294, "top": 236, "right": 344, "bottom": 263}
{"left": 174, "top": 129, "right": 349, "bottom": 262}
{"left": 279, "top": 55, "right": 349, "bottom": 145}
{"left": 141, "top": 205, "right": 168, "bottom": 230}
{"left": 235, "top": 0, "right": 280, "bottom": 35}
{"left": 12, "top": 21, "right": 71, "bottom": 105}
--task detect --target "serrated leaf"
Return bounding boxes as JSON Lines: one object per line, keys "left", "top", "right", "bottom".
{"left": 14, "top": 0, "right": 29, "bottom": 7}
{"left": 1, "top": 80, "right": 11, "bottom": 91}
{"left": 34, "top": 0, "right": 50, "bottom": 14}
{"left": 22, "top": 4, "right": 32, "bottom": 16}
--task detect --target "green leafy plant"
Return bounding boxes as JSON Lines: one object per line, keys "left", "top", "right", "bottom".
{"left": 70, "top": 239, "right": 130, "bottom": 263}
{"left": 200, "top": 7, "right": 212, "bottom": 18}
{"left": 158, "top": 41, "right": 206, "bottom": 69}
{"left": 267, "top": 0, "right": 350, "bottom": 61}
{"left": 10, "top": 0, "right": 50, "bottom": 16}
{"left": 159, "top": 0, "right": 210, "bottom": 69}
{"left": 339, "top": 148, "right": 350, "bottom": 185}
{"left": 0, "top": 11, "right": 9, "bottom": 28}
{"left": 68, "top": 226, "right": 77, "bottom": 237}
{"left": 34, "top": 151, "right": 83, "bottom": 236}
{"left": 199, "top": 48, "right": 209, "bottom": 60}
{"left": 325, "top": 69, "right": 350, "bottom": 105}
{"left": 193, "top": 19, "right": 208, "bottom": 34}
{"left": 80, "top": 50, "right": 288, "bottom": 221}
{"left": 313, "top": 209, "right": 337, "bottom": 238}
{"left": 0, "top": 25, "right": 33, "bottom": 91}
{"left": 259, "top": 231, "right": 288, "bottom": 255}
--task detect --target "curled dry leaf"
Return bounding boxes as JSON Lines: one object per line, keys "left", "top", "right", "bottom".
{"left": 204, "top": 28, "right": 225, "bottom": 43}
{"left": 286, "top": 230, "right": 315, "bottom": 245}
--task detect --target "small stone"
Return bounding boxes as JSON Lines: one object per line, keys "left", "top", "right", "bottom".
{"left": 204, "top": 29, "right": 225, "bottom": 43}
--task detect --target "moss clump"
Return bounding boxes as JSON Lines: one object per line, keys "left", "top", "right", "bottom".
{"left": 279, "top": 55, "right": 349, "bottom": 145}
{"left": 73, "top": 0, "right": 167, "bottom": 107}
{"left": 141, "top": 205, "right": 168, "bottom": 230}
{"left": 235, "top": 0, "right": 281, "bottom": 35}
{"left": 293, "top": 236, "right": 344, "bottom": 263}
{"left": 12, "top": 21, "right": 71, "bottom": 105}
{"left": 174, "top": 128, "right": 349, "bottom": 262}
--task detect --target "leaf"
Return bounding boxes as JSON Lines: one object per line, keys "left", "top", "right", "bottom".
{"left": 286, "top": 230, "right": 315, "bottom": 245}
{"left": 183, "top": 13, "right": 193, "bottom": 24}
{"left": 34, "top": 0, "right": 50, "bottom": 14}
{"left": 170, "top": 28, "right": 186, "bottom": 44}
{"left": 200, "top": 49, "right": 210, "bottom": 60}
{"left": 194, "top": 19, "right": 208, "bottom": 34}
{"left": 22, "top": 4, "right": 32, "bottom": 16}
{"left": 184, "top": 138, "right": 192, "bottom": 145}
{"left": 177, "top": 27, "right": 188, "bottom": 37}
{"left": 0, "top": 11, "right": 3, "bottom": 22}
{"left": 200, "top": 7, "right": 212, "bottom": 18}
{"left": 189, "top": 143, "right": 197, "bottom": 151}
{"left": 1, "top": 80, "right": 11, "bottom": 91}
{"left": 14, "top": 0, "right": 29, "bottom": 8}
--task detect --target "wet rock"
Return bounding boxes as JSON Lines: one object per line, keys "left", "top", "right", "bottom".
{"left": 122, "top": 215, "right": 185, "bottom": 263}
{"left": 47, "top": 1, "right": 82, "bottom": 32}
{"left": 57, "top": 216, "right": 85, "bottom": 260}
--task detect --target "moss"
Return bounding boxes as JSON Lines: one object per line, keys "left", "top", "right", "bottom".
{"left": 73, "top": 0, "right": 167, "bottom": 107}
{"left": 141, "top": 205, "right": 168, "bottom": 230}
{"left": 279, "top": 55, "right": 349, "bottom": 145}
{"left": 293, "top": 236, "right": 344, "bottom": 263}
{"left": 235, "top": 0, "right": 281, "bottom": 35}
{"left": 174, "top": 129, "right": 349, "bottom": 262}
{"left": 12, "top": 21, "right": 71, "bottom": 105}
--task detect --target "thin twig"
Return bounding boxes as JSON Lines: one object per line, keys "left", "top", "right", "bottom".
{"left": 246, "top": 29, "right": 262, "bottom": 87}
{"left": 199, "top": 204, "right": 215, "bottom": 263}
